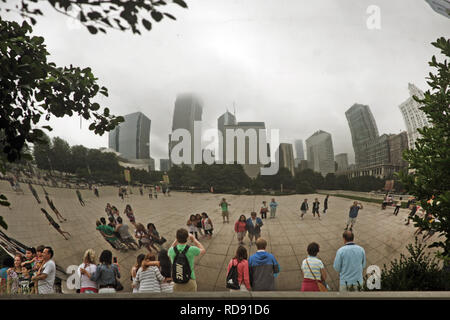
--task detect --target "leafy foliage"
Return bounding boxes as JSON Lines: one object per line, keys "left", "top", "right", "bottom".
{"left": 0, "top": 0, "right": 188, "bottom": 35}
{"left": 380, "top": 238, "right": 450, "bottom": 291}
{"left": 399, "top": 37, "right": 450, "bottom": 260}
{"left": 0, "top": 18, "right": 124, "bottom": 163}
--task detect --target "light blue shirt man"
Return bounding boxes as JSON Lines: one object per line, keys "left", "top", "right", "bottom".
{"left": 333, "top": 232, "right": 366, "bottom": 291}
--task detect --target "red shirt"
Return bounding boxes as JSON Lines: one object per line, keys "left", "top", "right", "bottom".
{"left": 227, "top": 258, "right": 251, "bottom": 290}
{"left": 234, "top": 221, "right": 247, "bottom": 233}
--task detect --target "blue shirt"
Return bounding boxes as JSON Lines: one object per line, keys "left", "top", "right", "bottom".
{"left": 270, "top": 202, "right": 278, "bottom": 209}
{"left": 333, "top": 243, "right": 366, "bottom": 287}
{"left": 349, "top": 206, "right": 361, "bottom": 218}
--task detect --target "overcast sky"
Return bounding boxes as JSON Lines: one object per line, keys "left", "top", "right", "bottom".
{"left": 5, "top": 0, "right": 450, "bottom": 167}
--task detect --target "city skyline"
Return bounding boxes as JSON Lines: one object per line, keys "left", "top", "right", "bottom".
{"left": 5, "top": 0, "right": 448, "bottom": 167}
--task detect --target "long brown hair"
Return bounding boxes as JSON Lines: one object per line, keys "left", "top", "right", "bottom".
{"left": 234, "top": 246, "right": 248, "bottom": 262}
{"left": 141, "top": 253, "right": 156, "bottom": 271}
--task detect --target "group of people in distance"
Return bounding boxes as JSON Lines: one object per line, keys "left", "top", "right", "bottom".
{"left": 300, "top": 195, "right": 329, "bottom": 220}
{"left": 186, "top": 213, "right": 213, "bottom": 240}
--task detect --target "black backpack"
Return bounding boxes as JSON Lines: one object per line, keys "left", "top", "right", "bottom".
{"left": 226, "top": 261, "right": 240, "bottom": 290}
{"left": 172, "top": 245, "right": 191, "bottom": 284}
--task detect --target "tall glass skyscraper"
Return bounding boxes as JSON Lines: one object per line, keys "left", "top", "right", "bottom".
{"left": 169, "top": 93, "right": 203, "bottom": 167}
{"left": 306, "top": 130, "right": 335, "bottom": 177}
{"left": 399, "top": 83, "right": 431, "bottom": 149}
{"left": 108, "top": 111, "right": 151, "bottom": 160}
{"left": 217, "top": 111, "right": 237, "bottom": 163}
{"left": 294, "top": 139, "right": 305, "bottom": 161}
{"left": 345, "top": 103, "right": 380, "bottom": 168}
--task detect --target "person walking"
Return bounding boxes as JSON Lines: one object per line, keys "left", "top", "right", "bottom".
{"left": 41, "top": 208, "right": 71, "bottom": 240}
{"left": 260, "top": 201, "right": 268, "bottom": 219}
{"left": 312, "top": 198, "right": 321, "bottom": 220}
{"left": 219, "top": 198, "right": 230, "bottom": 223}
{"left": 333, "top": 231, "right": 366, "bottom": 292}
{"left": 77, "top": 249, "right": 98, "bottom": 293}
{"left": 248, "top": 238, "right": 280, "bottom": 291}
{"left": 393, "top": 197, "right": 402, "bottom": 216}
{"left": 269, "top": 198, "right": 278, "bottom": 219}
{"left": 168, "top": 229, "right": 206, "bottom": 292}
{"left": 45, "top": 195, "right": 67, "bottom": 222}
{"left": 301, "top": 242, "right": 327, "bottom": 291}
{"left": 158, "top": 249, "right": 174, "bottom": 293}
{"left": 235, "top": 215, "right": 247, "bottom": 245}
{"left": 246, "top": 212, "right": 263, "bottom": 247}
{"left": 31, "top": 247, "right": 56, "bottom": 294}
{"left": 300, "top": 199, "right": 309, "bottom": 220}
{"left": 323, "top": 195, "right": 329, "bottom": 214}
{"left": 405, "top": 203, "right": 418, "bottom": 225}
{"left": 226, "top": 246, "right": 251, "bottom": 292}
{"left": 345, "top": 201, "right": 363, "bottom": 231}
{"left": 76, "top": 189, "right": 85, "bottom": 206}
{"left": 80, "top": 250, "right": 120, "bottom": 294}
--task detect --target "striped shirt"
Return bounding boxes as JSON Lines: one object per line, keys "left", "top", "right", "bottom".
{"left": 301, "top": 256, "right": 324, "bottom": 280}
{"left": 134, "top": 266, "right": 164, "bottom": 293}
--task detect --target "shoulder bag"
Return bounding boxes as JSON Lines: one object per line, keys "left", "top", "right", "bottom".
{"left": 305, "top": 259, "right": 328, "bottom": 292}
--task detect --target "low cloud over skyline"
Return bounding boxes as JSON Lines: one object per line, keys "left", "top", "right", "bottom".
{"left": 5, "top": 0, "right": 450, "bottom": 166}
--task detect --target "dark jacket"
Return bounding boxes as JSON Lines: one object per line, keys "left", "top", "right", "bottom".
{"left": 301, "top": 202, "right": 309, "bottom": 211}
{"left": 246, "top": 217, "right": 263, "bottom": 235}
{"left": 248, "top": 251, "right": 280, "bottom": 291}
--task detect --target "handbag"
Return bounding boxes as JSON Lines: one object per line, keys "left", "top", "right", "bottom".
{"left": 306, "top": 259, "right": 328, "bottom": 292}
{"left": 113, "top": 266, "right": 124, "bottom": 291}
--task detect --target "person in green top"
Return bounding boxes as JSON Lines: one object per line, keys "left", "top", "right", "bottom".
{"left": 168, "top": 228, "right": 206, "bottom": 292}
{"left": 96, "top": 220, "right": 120, "bottom": 249}
{"left": 219, "top": 198, "right": 230, "bottom": 223}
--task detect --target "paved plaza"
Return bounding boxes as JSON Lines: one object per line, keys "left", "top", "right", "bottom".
{"left": 0, "top": 181, "right": 427, "bottom": 292}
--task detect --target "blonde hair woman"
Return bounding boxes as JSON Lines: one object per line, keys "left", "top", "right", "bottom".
{"left": 78, "top": 249, "right": 98, "bottom": 293}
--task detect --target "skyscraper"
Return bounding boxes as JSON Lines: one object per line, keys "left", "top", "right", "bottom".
{"left": 217, "top": 111, "right": 237, "bottom": 163}
{"left": 294, "top": 139, "right": 305, "bottom": 161}
{"left": 306, "top": 130, "right": 335, "bottom": 177}
{"left": 108, "top": 111, "right": 151, "bottom": 160}
{"left": 169, "top": 93, "right": 203, "bottom": 168}
{"left": 276, "top": 143, "right": 295, "bottom": 176}
{"left": 345, "top": 103, "right": 380, "bottom": 168}
{"left": 335, "top": 153, "right": 349, "bottom": 172}
{"left": 399, "top": 83, "right": 431, "bottom": 149}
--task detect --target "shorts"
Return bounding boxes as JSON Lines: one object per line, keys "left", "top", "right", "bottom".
{"left": 347, "top": 217, "right": 357, "bottom": 226}
{"left": 222, "top": 210, "right": 229, "bottom": 217}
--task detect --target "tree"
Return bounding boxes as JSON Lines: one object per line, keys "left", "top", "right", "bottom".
{"left": 1, "top": 0, "right": 188, "bottom": 35}
{"left": 399, "top": 37, "right": 450, "bottom": 264}
{"left": 0, "top": 18, "right": 124, "bottom": 163}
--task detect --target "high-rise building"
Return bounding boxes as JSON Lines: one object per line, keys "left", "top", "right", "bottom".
{"left": 217, "top": 111, "right": 237, "bottom": 163}
{"left": 294, "top": 140, "right": 305, "bottom": 160}
{"left": 108, "top": 111, "right": 151, "bottom": 160}
{"left": 425, "top": 0, "right": 450, "bottom": 19}
{"left": 345, "top": 103, "right": 380, "bottom": 168}
{"left": 276, "top": 143, "right": 295, "bottom": 176}
{"left": 305, "top": 130, "right": 335, "bottom": 177}
{"left": 388, "top": 131, "right": 409, "bottom": 169}
{"left": 223, "top": 121, "right": 267, "bottom": 178}
{"left": 335, "top": 153, "right": 349, "bottom": 172}
{"left": 399, "top": 83, "right": 431, "bottom": 149}
{"left": 160, "top": 159, "right": 170, "bottom": 172}
{"left": 169, "top": 93, "right": 203, "bottom": 168}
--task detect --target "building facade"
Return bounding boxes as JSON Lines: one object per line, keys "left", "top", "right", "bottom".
{"left": 345, "top": 103, "right": 380, "bottom": 168}
{"left": 399, "top": 83, "right": 431, "bottom": 149}
{"left": 276, "top": 143, "right": 295, "bottom": 176}
{"left": 305, "top": 130, "right": 335, "bottom": 177}
{"left": 108, "top": 111, "right": 151, "bottom": 161}
{"left": 335, "top": 153, "right": 349, "bottom": 172}
{"left": 169, "top": 93, "right": 203, "bottom": 168}
{"left": 217, "top": 111, "right": 237, "bottom": 164}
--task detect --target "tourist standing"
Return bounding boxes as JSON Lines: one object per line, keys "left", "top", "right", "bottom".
{"left": 405, "top": 203, "right": 418, "bottom": 225}
{"left": 246, "top": 212, "right": 263, "bottom": 247}
{"left": 158, "top": 249, "right": 174, "bottom": 293}
{"left": 226, "top": 246, "right": 251, "bottom": 292}
{"left": 80, "top": 250, "right": 120, "bottom": 294}
{"left": 201, "top": 212, "right": 213, "bottom": 239}
{"left": 187, "top": 215, "right": 199, "bottom": 240}
{"left": 248, "top": 238, "right": 280, "bottom": 291}
{"left": 301, "top": 242, "right": 327, "bottom": 291}
{"left": 124, "top": 204, "right": 136, "bottom": 227}
{"left": 300, "top": 199, "right": 309, "bottom": 220}
{"left": 32, "top": 247, "right": 56, "bottom": 294}
{"left": 168, "top": 229, "right": 206, "bottom": 292}
{"left": 133, "top": 253, "right": 165, "bottom": 293}
{"left": 131, "top": 254, "right": 146, "bottom": 293}
{"left": 312, "top": 198, "right": 321, "bottom": 220}
{"left": 333, "top": 231, "right": 366, "bottom": 291}
{"left": 219, "top": 198, "right": 230, "bottom": 223}
{"left": 345, "top": 201, "right": 363, "bottom": 231}
{"left": 6, "top": 255, "right": 24, "bottom": 294}
{"left": 235, "top": 215, "right": 247, "bottom": 245}
{"left": 195, "top": 214, "right": 204, "bottom": 238}
{"left": 78, "top": 249, "right": 98, "bottom": 293}
{"left": 260, "top": 201, "right": 268, "bottom": 219}
{"left": 323, "top": 195, "right": 329, "bottom": 214}
{"left": 269, "top": 198, "right": 278, "bottom": 219}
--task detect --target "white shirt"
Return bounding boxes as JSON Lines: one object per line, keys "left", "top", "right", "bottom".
{"left": 78, "top": 263, "right": 98, "bottom": 289}
{"left": 38, "top": 260, "right": 56, "bottom": 294}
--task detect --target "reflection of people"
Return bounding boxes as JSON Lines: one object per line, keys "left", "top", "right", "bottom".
{"left": 41, "top": 209, "right": 71, "bottom": 240}
{"left": 76, "top": 190, "right": 85, "bottom": 206}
